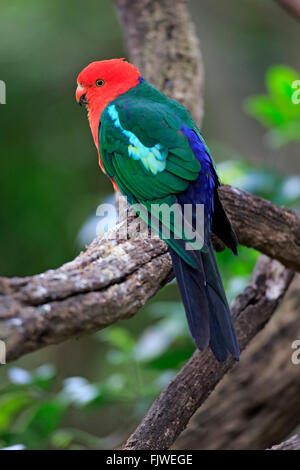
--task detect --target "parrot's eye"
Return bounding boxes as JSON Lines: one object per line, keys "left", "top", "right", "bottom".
{"left": 95, "top": 79, "right": 105, "bottom": 87}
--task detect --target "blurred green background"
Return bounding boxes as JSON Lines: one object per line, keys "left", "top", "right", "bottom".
{"left": 0, "top": 0, "right": 299, "bottom": 449}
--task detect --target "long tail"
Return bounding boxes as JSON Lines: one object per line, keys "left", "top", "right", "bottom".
{"left": 169, "top": 242, "right": 240, "bottom": 362}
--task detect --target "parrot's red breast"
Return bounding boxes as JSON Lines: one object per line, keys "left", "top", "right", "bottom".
{"left": 76, "top": 59, "right": 141, "bottom": 189}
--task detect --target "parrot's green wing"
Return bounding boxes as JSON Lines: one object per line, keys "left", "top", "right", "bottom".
{"left": 99, "top": 96, "right": 202, "bottom": 267}
{"left": 97, "top": 84, "right": 240, "bottom": 362}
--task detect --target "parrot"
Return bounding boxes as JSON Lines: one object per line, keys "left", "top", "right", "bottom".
{"left": 76, "top": 58, "right": 240, "bottom": 362}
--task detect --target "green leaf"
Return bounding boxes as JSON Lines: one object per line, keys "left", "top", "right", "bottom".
{"left": 266, "top": 65, "right": 300, "bottom": 102}
{"left": 0, "top": 393, "right": 31, "bottom": 433}
{"left": 218, "top": 161, "right": 250, "bottom": 186}
{"left": 102, "top": 327, "right": 136, "bottom": 354}
{"left": 17, "top": 400, "right": 67, "bottom": 439}
{"left": 244, "top": 65, "right": 300, "bottom": 147}
{"left": 266, "top": 120, "right": 300, "bottom": 148}
{"left": 244, "top": 95, "right": 285, "bottom": 127}
{"left": 50, "top": 429, "right": 73, "bottom": 449}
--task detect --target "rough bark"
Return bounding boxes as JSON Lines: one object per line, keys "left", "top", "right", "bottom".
{"left": 0, "top": 230, "right": 170, "bottom": 362}
{"left": 218, "top": 185, "right": 300, "bottom": 272}
{"left": 1, "top": 187, "right": 299, "bottom": 363}
{"left": 270, "top": 433, "right": 300, "bottom": 450}
{"left": 175, "top": 274, "right": 300, "bottom": 450}
{"left": 114, "top": 0, "right": 204, "bottom": 125}
{"left": 123, "top": 256, "right": 294, "bottom": 450}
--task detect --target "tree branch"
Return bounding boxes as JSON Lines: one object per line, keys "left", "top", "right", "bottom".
{"left": 175, "top": 274, "right": 300, "bottom": 450}
{"left": 218, "top": 185, "right": 300, "bottom": 272}
{"left": 123, "top": 256, "right": 294, "bottom": 450}
{"left": 270, "top": 433, "right": 300, "bottom": 450}
{"left": 113, "top": 0, "right": 204, "bottom": 125}
{"left": 0, "top": 186, "right": 299, "bottom": 363}
{"left": 0, "top": 232, "right": 171, "bottom": 362}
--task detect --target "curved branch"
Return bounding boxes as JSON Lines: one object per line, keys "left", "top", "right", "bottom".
{"left": 219, "top": 185, "right": 300, "bottom": 272}
{"left": 0, "top": 232, "right": 171, "bottom": 362}
{"left": 0, "top": 186, "right": 299, "bottom": 362}
{"left": 123, "top": 256, "right": 294, "bottom": 450}
{"left": 270, "top": 433, "right": 300, "bottom": 450}
{"left": 114, "top": 0, "right": 204, "bottom": 125}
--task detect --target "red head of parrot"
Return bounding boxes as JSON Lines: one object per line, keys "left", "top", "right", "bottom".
{"left": 76, "top": 59, "right": 141, "bottom": 151}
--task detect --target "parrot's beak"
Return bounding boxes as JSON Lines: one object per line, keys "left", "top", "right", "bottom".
{"left": 76, "top": 84, "right": 88, "bottom": 106}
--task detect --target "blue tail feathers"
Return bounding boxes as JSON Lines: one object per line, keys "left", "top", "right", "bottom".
{"left": 169, "top": 243, "right": 240, "bottom": 362}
